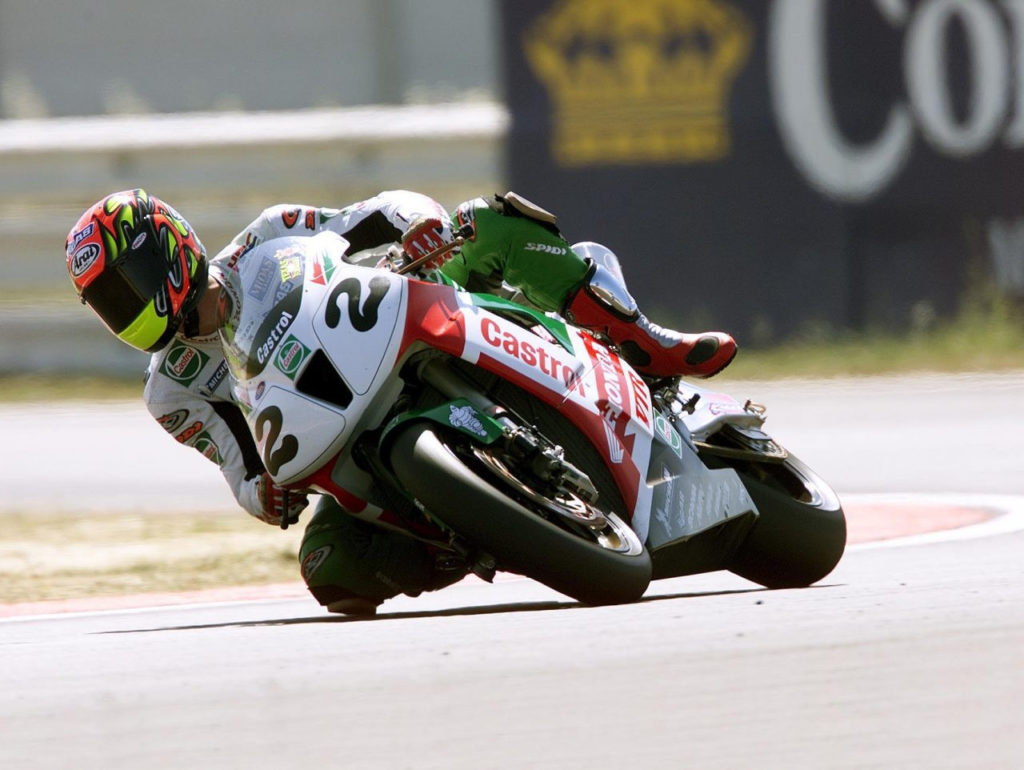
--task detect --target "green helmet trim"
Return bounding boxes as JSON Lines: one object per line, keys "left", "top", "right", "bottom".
{"left": 117, "top": 298, "right": 174, "bottom": 353}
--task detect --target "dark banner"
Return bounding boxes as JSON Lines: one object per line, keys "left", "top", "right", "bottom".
{"left": 500, "top": 0, "right": 1024, "bottom": 343}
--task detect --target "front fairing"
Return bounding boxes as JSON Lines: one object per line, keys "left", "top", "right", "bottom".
{"left": 219, "top": 233, "right": 408, "bottom": 485}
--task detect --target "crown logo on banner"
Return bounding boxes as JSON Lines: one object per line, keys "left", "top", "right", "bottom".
{"left": 524, "top": 0, "right": 753, "bottom": 166}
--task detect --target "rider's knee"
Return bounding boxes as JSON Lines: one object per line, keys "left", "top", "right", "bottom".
{"left": 298, "top": 497, "right": 465, "bottom": 610}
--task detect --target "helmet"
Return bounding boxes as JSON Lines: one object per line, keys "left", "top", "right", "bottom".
{"left": 66, "top": 189, "right": 208, "bottom": 353}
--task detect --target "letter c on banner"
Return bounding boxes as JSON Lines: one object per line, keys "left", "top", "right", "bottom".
{"left": 769, "top": 0, "right": 914, "bottom": 202}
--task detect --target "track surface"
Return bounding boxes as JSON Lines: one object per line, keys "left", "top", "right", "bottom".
{"left": 1, "top": 373, "right": 1023, "bottom": 769}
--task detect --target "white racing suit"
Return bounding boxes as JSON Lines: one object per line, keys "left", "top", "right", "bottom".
{"left": 143, "top": 190, "right": 450, "bottom": 523}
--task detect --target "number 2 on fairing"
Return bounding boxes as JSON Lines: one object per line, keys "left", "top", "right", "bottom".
{"left": 254, "top": 405, "right": 299, "bottom": 476}
{"left": 324, "top": 275, "right": 391, "bottom": 332}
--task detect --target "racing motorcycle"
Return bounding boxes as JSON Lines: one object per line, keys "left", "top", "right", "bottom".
{"left": 220, "top": 229, "right": 846, "bottom": 606}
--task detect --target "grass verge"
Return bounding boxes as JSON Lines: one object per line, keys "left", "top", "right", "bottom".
{"left": 0, "top": 511, "right": 304, "bottom": 605}
{"left": 717, "top": 296, "right": 1024, "bottom": 380}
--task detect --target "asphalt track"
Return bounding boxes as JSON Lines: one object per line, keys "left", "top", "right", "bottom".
{"left": 1, "top": 372, "right": 1022, "bottom": 769}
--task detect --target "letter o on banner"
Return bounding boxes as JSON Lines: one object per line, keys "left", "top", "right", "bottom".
{"left": 906, "top": 0, "right": 1009, "bottom": 156}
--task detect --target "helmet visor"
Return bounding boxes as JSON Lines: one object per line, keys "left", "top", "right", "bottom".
{"left": 80, "top": 239, "right": 171, "bottom": 334}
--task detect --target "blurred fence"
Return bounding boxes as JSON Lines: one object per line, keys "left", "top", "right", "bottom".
{"left": 0, "top": 102, "right": 507, "bottom": 376}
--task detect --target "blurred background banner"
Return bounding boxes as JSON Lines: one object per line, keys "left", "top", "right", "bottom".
{"left": 501, "top": 0, "right": 1024, "bottom": 342}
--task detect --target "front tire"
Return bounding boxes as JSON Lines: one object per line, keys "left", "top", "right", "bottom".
{"left": 389, "top": 423, "right": 652, "bottom": 605}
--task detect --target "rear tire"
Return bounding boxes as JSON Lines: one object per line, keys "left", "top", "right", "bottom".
{"left": 389, "top": 423, "right": 652, "bottom": 605}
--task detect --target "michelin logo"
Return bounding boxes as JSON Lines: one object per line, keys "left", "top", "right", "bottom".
{"left": 449, "top": 404, "right": 488, "bottom": 438}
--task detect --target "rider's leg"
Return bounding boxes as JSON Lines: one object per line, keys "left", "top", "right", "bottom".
{"left": 445, "top": 195, "right": 736, "bottom": 378}
{"left": 299, "top": 496, "right": 465, "bottom": 615}
{"left": 561, "top": 250, "right": 737, "bottom": 379}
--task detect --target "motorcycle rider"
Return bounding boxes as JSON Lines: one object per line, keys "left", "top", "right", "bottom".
{"left": 65, "top": 188, "right": 736, "bottom": 614}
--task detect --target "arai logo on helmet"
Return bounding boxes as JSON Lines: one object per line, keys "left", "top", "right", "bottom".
{"left": 70, "top": 243, "right": 101, "bottom": 277}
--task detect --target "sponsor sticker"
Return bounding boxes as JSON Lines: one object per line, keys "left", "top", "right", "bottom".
{"left": 479, "top": 317, "right": 584, "bottom": 395}
{"left": 161, "top": 342, "right": 210, "bottom": 386}
{"left": 248, "top": 257, "right": 277, "bottom": 301}
{"left": 204, "top": 360, "right": 230, "bottom": 393}
{"left": 70, "top": 223, "right": 95, "bottom": 250}
{"left": 310, "top": 252, "right": 340, "bottom": 286}
{"left": 273, "top": 336, "right": 310, "bottom": 380}
{"left": 448, "top": 404, "right": 488, "bottom": 438}
{"left": 708, "top": 399, "right": 743, "bottom": 416}
{"left": 193, "top": 431, "right": 223, "bottom": 465}
{"left": 255, "top": 310, "right": 295, "bottom": 366}
{"left": 156, "top": 408, "right": 189, "bottom": 434}
{"left": 279, "top": 255, "right": 302, "bottom": 282}
{"left": 301, "top": 545, "right": 333, "bottom": 580}
{"left": 175, "top": 420, "right": 204, "bottom": 443}
{"left": 654, "top": 413, "right": 683, "bottom": 458}
{"left": 70, "top": 243, "right": 101, "bottom": 277}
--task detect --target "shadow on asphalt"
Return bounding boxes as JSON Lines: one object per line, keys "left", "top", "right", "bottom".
{"left": 96, "top": 585, "right": 789, "bottom": 634}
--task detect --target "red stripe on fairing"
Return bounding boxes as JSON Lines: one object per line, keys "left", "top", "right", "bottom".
{"left": 398, "top": 280, "right": 467, "bottom": 358}
{"left": 580, "top": 333, "right": 637, "bottom": 454}
{"left": 476, "top": 351, "right": 642, "bottom": 517}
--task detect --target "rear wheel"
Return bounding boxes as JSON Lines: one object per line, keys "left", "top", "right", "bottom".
{"left": 389, "top": 423, "right": 652, "bottom": 605}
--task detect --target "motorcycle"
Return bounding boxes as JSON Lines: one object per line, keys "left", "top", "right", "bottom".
{"left": 219, "top": 229, "right": 846, "bottom": 606}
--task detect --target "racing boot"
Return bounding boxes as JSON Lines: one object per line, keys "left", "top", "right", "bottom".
{"left": 563, "top": 255, "right": 736, "bottom": 379}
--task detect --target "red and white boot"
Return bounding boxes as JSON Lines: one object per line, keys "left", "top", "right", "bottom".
{"left": 563, "top": 259, "right": 737, "bottom": 379}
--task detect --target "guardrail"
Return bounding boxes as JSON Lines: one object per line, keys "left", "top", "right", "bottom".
{"left": 0, "top": 102, "right": 508, "bottom": 375}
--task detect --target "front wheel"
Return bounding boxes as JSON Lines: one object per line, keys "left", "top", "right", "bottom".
{"left": 389, "top": 423, "right": 652, "bottom": 606}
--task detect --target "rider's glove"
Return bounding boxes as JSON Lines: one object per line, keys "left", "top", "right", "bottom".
{"left": 401, "top": 216, "right": 455, "bottom": 271}
{"left": 255, "top": 472, "right": 309, "bottom": 526}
